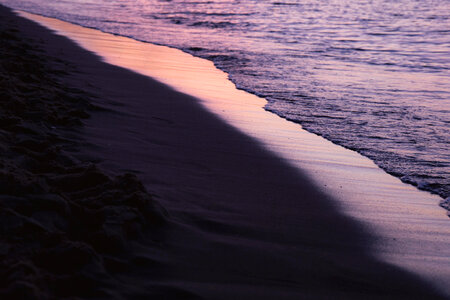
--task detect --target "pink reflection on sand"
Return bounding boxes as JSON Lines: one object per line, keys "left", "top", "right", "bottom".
{"left": 49, "top": 16, "right": 266, "bottom": 111}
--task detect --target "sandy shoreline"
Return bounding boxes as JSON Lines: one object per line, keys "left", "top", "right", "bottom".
{"left": 1, "top": 5, "right": 448, "bottom": 299}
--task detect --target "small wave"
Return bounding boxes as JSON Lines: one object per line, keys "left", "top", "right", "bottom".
{"left": 187, "top": 47, "right": 205, "bottom": 52}
{"left": 101, "top": 19, "right": 137, "bottom": 25}
{"left": 272, "top": 2, "right": 300, "bottom": 5}
{"left": 190, "top": 21, "right": 235, "bottom": 29}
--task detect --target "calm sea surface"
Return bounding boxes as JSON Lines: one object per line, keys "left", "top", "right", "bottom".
{"left": 3, "top": 0, "right": 449, "bottom": 206}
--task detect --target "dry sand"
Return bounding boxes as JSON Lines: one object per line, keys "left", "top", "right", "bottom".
{"left": 1, "top": 5, "right": 448, "bottom": 299}
{"left": 0, "top": 6, "right": 166, "bottom": 299}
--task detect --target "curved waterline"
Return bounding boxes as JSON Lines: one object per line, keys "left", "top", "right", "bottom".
{"left": 18, "top": 10, "right": 450, "bottom": 295}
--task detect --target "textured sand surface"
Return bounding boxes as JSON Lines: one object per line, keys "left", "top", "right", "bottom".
{"left": 0, "top": 6, "right": 166, "bottom": 298}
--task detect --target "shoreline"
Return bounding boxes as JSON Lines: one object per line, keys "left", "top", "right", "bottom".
{"left": 17, "top": 10, "right": 450, "bottom": 288}
{"left": 16, "top": 10, "right": 448, "bottom": 215}
{"left": 3, "top": 2, "right": 448, "bottom": 205}
{"left": 1, "top": 5, "right": 449, "bottom": 299}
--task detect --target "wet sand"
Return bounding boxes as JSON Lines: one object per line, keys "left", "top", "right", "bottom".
{"left": 1, "top": 5, "right": 448, "bottom": 299}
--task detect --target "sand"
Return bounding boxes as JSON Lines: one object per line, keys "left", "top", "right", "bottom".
{"left": 0, "top": 6, "right": 166, "bottom": 299}
{"left": 0, "top": 5, "right": 448, "bottom": 299}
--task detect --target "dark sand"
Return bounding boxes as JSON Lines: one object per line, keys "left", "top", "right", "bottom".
{"left": 0, "top": 5, "right": 447, "bottom": 299}
{"left": 0, "top": 6, "right": 166, "bottom": 299}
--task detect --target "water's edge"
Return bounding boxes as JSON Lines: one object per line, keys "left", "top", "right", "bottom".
{"left": 12, "top": 7, "right": 449, "bottom": 214}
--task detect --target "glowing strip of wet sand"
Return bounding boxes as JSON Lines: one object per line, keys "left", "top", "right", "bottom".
{"left": 19, "top": 11, "right": 450, "bottom": 295}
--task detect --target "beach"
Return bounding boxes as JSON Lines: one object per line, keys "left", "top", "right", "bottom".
{"left": 0, "top": 5, "right": 449, "bottom": 299}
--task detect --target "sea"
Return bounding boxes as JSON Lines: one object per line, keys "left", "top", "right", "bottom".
{"left": 3, "top": 0, "right": 449, "bottom": 207}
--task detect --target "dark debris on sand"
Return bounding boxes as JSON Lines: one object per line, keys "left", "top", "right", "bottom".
{"left": 0, "top": 7, "right": 167, "bottom": 299}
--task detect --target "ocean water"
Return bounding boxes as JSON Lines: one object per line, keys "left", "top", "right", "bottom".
{"left": 3, "top": 0, "right": 449, "bottom": 206}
